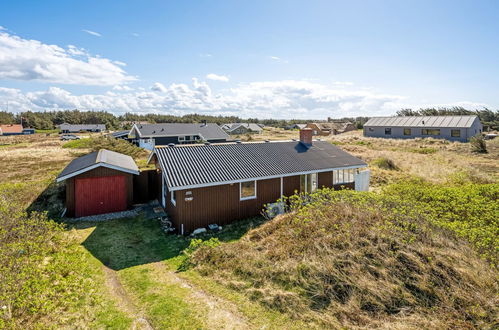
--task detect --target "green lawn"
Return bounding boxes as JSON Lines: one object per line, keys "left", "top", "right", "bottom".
{"left": 73, "top": 215, "right": 300, "bottom": 329}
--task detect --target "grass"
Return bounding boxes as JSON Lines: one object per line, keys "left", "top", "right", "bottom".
{"left": 1, "top": 128, "right": 498, "bottom": 329}
{"left": 188, "top": 186, "right": 498, "bottom": 329}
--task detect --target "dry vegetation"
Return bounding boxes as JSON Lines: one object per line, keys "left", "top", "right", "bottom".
{"left": 252, "top": 128, "right": 499, "bottom": 186}
{"left": 1, "top": 129, "right": 498, "bottom": 329}
{"left": 189, "top": 188, "right": 498, "bottom": 329}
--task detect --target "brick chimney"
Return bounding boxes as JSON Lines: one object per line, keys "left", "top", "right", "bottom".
{"left": 299, "top": 128, "right": 313, "bottom": 146}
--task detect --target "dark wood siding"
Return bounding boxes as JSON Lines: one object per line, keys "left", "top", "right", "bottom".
{"left": 160, "top": 170, "right": 356, "bottom": 234}
{"left": 65, "top": 167, "right": 134, "bottom": 217}
{"left": 283, "top": 175, "right": 300, "bottom": 196}
{"left": 164, "top": 178, "right": 281, "bottom": 233}
{"left": 318, "top": 171, "right": 333, "bottom": 188}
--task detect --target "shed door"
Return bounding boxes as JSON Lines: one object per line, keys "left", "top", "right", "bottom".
{"left": 75, "top": 175, "right": 127, "bottom": 217}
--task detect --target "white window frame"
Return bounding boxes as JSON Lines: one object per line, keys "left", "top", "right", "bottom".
{"left": 240, "top": 180, "right": 257, "bottom": 200}
{"left": 171, "top": 189, "right": 176, "bottom": 206}
{"left": 300, "top": 173, "right": 318, "bottom": 193}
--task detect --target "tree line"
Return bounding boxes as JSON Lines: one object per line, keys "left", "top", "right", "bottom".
{"left": 0, "top": 107, "right": 497, "bottom": 130}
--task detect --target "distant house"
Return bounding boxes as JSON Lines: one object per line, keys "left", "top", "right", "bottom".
{"left": 221, "top": 123, "right": 264, "bottom": 135}
{"left": 363, "top": 116, "right": 482, "bottom": 142}
{"left": 56, "top": 149, "right": 139, "bottom": 217}
{"left": 59, "top": 123, "right": 106, "bottom": 133}
{"left": 285, "top": 123, "right": 307, "bottom": 130}
{"left": 129, "top": 123, "right": 229, "bottom": 150}
{"left": 108, "top": 130, "right": 131, "bottom": 140}
{"left": 0, "top": 124, "right": 35, "bottom": 136}
{"left": 149, "top": 128, "right": 370, "bottom": 234}
{"left": 305, "top": 121, "right": 356, "bottom": 136}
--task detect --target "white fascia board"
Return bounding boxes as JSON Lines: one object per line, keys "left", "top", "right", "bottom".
{"left": 166, "top": 164, "right": 368, "bottom": 192}
{"left": 56, "top": 163, "right": 139, "bottom": 182}
{"left": 146, "top": 150, "right": 157, "bottom": 164}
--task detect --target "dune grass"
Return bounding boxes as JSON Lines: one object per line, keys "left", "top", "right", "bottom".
{"left": 188, "top": 183, "right": 498, "bottom": 329}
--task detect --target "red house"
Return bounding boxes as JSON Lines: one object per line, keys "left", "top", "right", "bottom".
{"left": 149, "top": 129, "right": 370, "bottom": 234}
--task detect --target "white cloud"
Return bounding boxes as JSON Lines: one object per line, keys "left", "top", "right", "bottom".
{"left": 150, "top": 82, "right": 167, "bottom": 92}
{"left": 199, "top": 53, "right": 212, "bottom": 58}
{"left": 206, "top": 73, "right": 229, "bottom": 82}
{"left": 131, "top": 33, "right": 139, "bottom": 37}
{"left": 0, "top": 79, "right": 414, "bottom": 118}
{"left": 0, "top": 30, "right": 135, "bottom": 85}
{"left": 112, "top": 85, "right": 133, "bottom": 91}
{"left": 269, "top": 56, "right": 289, "bottom": 64}
{"left": 82, "top": 29, "right": 102, "bottom": 37}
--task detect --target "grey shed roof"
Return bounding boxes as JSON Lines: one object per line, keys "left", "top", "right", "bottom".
{"left": 364, "top": 116, "right": 478, "bottom": 128}
{"left": 132, "top": 123, "right": 229, "bottom": 140}
{"left": 56, "top": 149, "right": 139, "bottom": 182}
{"left": 153, "top": 141, "right": 367, "bottom": 190}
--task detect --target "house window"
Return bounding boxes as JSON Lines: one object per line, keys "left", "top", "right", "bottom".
{"left": 385, "top": 128, "right": 392, "bottom": 135}
{"left": 240, "top": 180, "right": 257, "bottom": 200}
{"left": 368, "top": 127, "right": 374, "bottom": 132}
{"left": 333, "top": 169, "right": 355, "bottom": 185}
{"left": 403, "top": 128, "right": 411, "bottom": 136}
{"left": 451, "top": 129, "right": 461, "bottom": 137}
{"left": 422, "top": 129, "right": 440, "bottom": 136}
{"left": 300, "top": 173, "right": 318, "bottom": 193}
{"left": 171, "top": 190, "right": 176, "bottom": 206}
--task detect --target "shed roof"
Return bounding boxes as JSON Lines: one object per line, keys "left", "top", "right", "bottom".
{"left": 364, "top": 116, "right": 478, "bottom": 128}
{"left": 132, "top": 123, "right": 229, "bottom": 140}
{"left": 153, "top": 140, "right": 367, "bottom": 191}
{"left": 56, "top": 149, "right": 139, "bottom": 182}
{"left": 109, "top": 130, "right": 130, "bottom": 138}
{"left": 0, "top": 124, "right": 23, "bottom": 134}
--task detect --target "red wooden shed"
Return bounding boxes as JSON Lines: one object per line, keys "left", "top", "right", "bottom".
{"left": 57, "top": 149, "right": 139, "bottom": 217}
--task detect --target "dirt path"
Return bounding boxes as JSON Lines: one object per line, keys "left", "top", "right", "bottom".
{"left": 149, "top": 262, "right": 249, "bottom": 330}
{"left": 102, "top": 266, "right": 154, "bottom": 330}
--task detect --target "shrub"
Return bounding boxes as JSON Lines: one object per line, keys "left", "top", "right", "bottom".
{"left": 470, "top": 134, "right": 487, "bottom": 153}
{"left": 372, "top": 157, "right": 398, "bottom": 170}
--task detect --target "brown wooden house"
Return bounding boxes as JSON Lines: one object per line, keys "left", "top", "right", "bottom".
{"left": 57, "top": 149, "right": 139, "bottom": 217}
{"left": 149, "top": 129, "right": 370, "bottom": 234}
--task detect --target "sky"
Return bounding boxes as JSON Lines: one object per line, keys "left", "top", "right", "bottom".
{"left": 0, "top": 0, "right": 498, "bottom": 119}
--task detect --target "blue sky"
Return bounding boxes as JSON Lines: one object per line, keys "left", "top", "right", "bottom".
{"left": 0, "top": 0, "right": 498, "bottom": 119}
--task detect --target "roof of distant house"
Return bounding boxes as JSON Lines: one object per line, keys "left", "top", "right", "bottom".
{"left": 56, "top": 149, "right": 139, "bottom": 182}
{"left": 364, "top": 116, "right": 479, "bottom": 128}
{"left": 59, "top": 123, "right": 106, "bottom": 130}
{"left": 222, "top": 123, "right": 264, "bottom": 132}
{"left": 131, "top": 123, "right": 229, "bottom": 140}
{"left": 109, "top": 130, "right": 130, "bottom": 138}
{"left": 153, "top": 140, "right": 367, "bottom": 191}
{"left": 0, "top": 124, "right": 23, "bottom": 134}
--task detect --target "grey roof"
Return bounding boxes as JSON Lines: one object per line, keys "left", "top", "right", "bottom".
{"left": 364, "top": 116, "right": 479, "bottom": 128}
{"left": 59, "top": 123, "right": 106, "bottom": 131}
{"left": 222, "top": 123, "right": 264, "bottom": 133}
{"left": 109, "top": 130, "right": 129, "bottom": 138}
{"left": 132, "top": 123, "right": 229, "bottom": 140}
{"left": 57, "top": 149, "right": 139, "bottom": 181}
{"left": 154, "top": 141, "right": 367, "bottom": 190}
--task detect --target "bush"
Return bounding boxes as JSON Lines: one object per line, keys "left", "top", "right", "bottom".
{"left": 470, "top": 134, "right": 487, "bottom": 153}
{"left": 372, "top": 157, "right": 398, "bottom": 170}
